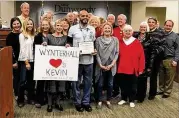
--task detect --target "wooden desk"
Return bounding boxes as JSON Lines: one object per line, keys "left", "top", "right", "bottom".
{"left": 0, "top": 29, "right": 11, "bottom": 46}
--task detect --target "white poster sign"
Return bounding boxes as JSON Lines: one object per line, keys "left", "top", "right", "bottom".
{"left": 34, "top": 45, "right": 80, "bottom": 81}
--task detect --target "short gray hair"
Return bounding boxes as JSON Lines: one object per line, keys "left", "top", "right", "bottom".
{"left": 20, "top": 2, "right": 29, "bottom": 9}
{"left": 67, "top": 12, "right": 75, "bottom": 17}
{"left": 123, "top": 24, "right": 133, "bottom": 32}
{"left": 118, "top": 14, "right": 127, "bottom": 21}
{"left": 107, "top": 14, "right": 115, "bottom": 19}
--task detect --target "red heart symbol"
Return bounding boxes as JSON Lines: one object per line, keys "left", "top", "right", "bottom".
{"left": 49, "top": 59, "right": 62, "bottom": 68}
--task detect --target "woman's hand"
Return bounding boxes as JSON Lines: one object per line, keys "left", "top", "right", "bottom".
{"left": 100, "top": 64, "right": 107, "bottom": 70}
{"left": 65, "top": 44, "right": 71, "bottom": 48}
{"left": 13, "top": 63, "right": 18, "bottom": 69}
{"left": 41, "top": 42, "right": 47, "bottom": 46}
{"left": 106, "top": 64, "right": 113, "bottom": 70}
{"left": 26, "top": 63, "right": 31, "bottom": 70}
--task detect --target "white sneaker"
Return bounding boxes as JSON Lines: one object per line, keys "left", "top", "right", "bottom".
{"left": 130, "top": 102, "right": 135, "bottom": 108}
{"left": 118, "top": 100, "right": 126, "bottom": 105}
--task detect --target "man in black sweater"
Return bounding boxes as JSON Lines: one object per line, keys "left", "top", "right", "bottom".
{"left": 158, "top": 20, "right": 179, "bottom": 98}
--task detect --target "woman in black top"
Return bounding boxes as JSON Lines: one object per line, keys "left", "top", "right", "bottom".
{"left": 33, "top": 18, "right": 53, "bottom": 108}
{"left": 6, "top": 17, "right": 22, "bottom": 98}
{"left": 133, "top": 22, "right": 151, "bottom": 102}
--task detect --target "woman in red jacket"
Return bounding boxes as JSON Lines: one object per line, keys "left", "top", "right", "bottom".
{"left": 117, "top": 25, "right": 145, "bottom": 108}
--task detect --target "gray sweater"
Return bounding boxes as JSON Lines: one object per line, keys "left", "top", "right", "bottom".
{"left": 163, "top": 31, "right": 179, "bottom": 62}
{"left": 95, "top": 36, "right": 119, "bottom": 82}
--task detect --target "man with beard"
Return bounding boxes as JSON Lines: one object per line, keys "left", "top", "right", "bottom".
{"left": 66, "top": 10, "right": 96, "bottom": 112}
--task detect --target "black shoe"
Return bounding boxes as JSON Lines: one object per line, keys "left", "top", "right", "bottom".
{"left": 137, "top": 99, "right": 144, "bottom": 103}
{"left": 47, "top": 105, "right": 53, "bottom": 112}
{"left": 82, "top": 104, "right": 92, "bottom": 112}
{"left": 18, "top": 103, "right": 25, "bottom": 108}
{"left": 148, "top": 96, "right": 155, "bottom": 100}
{"left": 55, "top": 104, "right": 63, "bottom": 111}
{"left": 162, "top": 95, "right": 169, "bottom": 98}
{"left": 75, "top": 105, "right": 84, "bottom": 112}
{"left": 157, "top": 92, "right": 164, "bottom": 95}
{"left": 28, "top": 100, "right": 35, "bottom": 105}
{"left": 112, "top": 93, "right": 119, "bottom": 98}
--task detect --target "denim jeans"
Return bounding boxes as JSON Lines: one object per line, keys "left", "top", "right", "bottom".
{"left": 72, "top": 64, "right": 93, "bottom": 105}
{"left": 18, "top": 61, "right": 35, "bottom": 103}
{"left": 97, "top": 70, "right": 113, "bottom": 101}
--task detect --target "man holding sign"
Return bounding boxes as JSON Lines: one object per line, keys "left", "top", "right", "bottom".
{"left": 66, "top": 10, "right": 96, "bottom": 112}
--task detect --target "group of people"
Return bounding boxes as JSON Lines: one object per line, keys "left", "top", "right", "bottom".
{"left": 5, "top": 2, "right": 179, "bottom": 113}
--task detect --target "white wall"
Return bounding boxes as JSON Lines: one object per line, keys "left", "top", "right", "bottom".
{"left": 146, "top": 1, "right": 179, "bottom": 33}
{"left": 0, "top": 1, "right": 15, "bottom": 27}
{"left": 131, "top": 1, "right": 146, "bottom": 31}
{"left": 146, "top": 7, "right": 166, "bottom": 28}
{"left": 131, "top": 1, "right": 179, "bottom": 33}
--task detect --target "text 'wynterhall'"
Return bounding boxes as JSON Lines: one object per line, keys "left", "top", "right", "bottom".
{"left": 39, "top": 48, "right": 79, "bottom": 58}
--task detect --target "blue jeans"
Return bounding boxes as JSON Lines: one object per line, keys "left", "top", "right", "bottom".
{"left": 18, "top": 61, "right": 35, "bottom": 103}
{"left": 97, "top": 70, "right": 113, "bottom": 101}
{"left": 72, "top": 64, "right": 93, "bottom": 105}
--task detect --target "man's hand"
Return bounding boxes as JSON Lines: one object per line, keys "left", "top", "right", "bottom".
{"left": 65, "top": 44, "right": 71, "bottom": 48}
{"left": 91, "top": 49, "right": 97, "bottom": 55}
{"left": 172, "top": 61, "right": 177, "bottom": 67}
{"left": 13, "top": 63, "right": 18, "bottom": 69}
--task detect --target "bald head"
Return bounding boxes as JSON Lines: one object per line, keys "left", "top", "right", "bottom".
{"left": 79, "top": 10, "right": 89, "bottom": 25}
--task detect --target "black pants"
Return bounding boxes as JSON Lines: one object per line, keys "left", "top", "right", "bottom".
{"left": 113, "top": 74, "right": 119, "bottom": 96}
{"left": 18, "top": 62, "right": 35, "bottom": 103}
{"left": 136, "top": 76, "right": 147, "bottom": 101}
{"left": 36, "top": 80, "right": 46, "bottom": 105}
{"left": 149, "top": 57, "right": 161, "bottom": 97}
{"left": 13, "top": 67, "right": 20, "bottom": 96}
{"left": 117, "top": 73, "right": 137, "bottom": 102}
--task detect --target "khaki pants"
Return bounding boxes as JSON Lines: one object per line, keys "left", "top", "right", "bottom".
{"left": 159, "top": 59, "right": 176, "bottom": 96}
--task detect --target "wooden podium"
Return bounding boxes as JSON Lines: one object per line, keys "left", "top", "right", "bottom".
{"left": 0, "top": 47, "right": 14, "bottom": 118}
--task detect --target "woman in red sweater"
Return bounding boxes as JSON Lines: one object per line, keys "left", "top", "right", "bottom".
{"left": 117, "top": 25, "right": 145, "bottom": 108}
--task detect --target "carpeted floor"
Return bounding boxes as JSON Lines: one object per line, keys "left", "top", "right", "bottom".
{"left": 14, "top": 82, "right": 179, "bottom": 118}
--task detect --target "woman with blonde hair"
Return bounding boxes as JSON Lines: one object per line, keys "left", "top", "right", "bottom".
{"left": 133, "top": 21, "right": 154, "bottom": 102}
{"left": 17, "top": 18, "right": 36, "bottom": 107}
{"left": 89, "top": 16, "right": 101, "bottom": 38}
{"left": 34, "top": 18, "right": 52, "bottom": 108}
{"left": 42, "top": 19, "right": 67, "bottom": 112}
{"left": 95, "top": 22, "right": 119, "bottom": 109}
